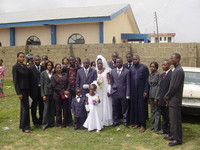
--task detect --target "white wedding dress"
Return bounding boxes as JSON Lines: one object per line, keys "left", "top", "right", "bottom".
{"left": 95, "top": 55, "right": 113, "bottom": 126}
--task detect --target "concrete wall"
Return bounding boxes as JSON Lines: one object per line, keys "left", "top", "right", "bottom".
{"left": 56, "top": 23, "right": 99, "bottom": 44}
{"left": 104, "top": 10, "right": 135, "bottom": 43}
{"left": 0, "top": 43, "right": 200, "bottom": 80}
{"left": 0, "top": 28, "right": 10, "bottom": 46}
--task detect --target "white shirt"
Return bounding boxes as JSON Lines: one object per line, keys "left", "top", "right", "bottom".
{"left": 76, "top": 95, "right": 82, "bottom": 103}
{"left": 128, "top": 62, "right": 133, "bottom": 67}
{"left": 84, "top": 67, "right": 89, "bottom": 76}
{"left": 35, "top": 65, "right": 41, "bottom": 72}
{"left": 46, "top": 70, "right": 52, "bottom": 78}
{"left": 117, "top": 67, "right": 123, "bottom": 75}
{"left": 165, "top": 69, "right": 171, "bottom": 74}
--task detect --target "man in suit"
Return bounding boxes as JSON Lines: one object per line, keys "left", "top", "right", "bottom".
{"left": 76, "top": 59, "right": 97, "bottom": 96}
{"left": 156, "top": 59, "right": 172, "bottom": 135}
{"left": 123, "top": 52, "right": 133, "bottom": 69}
{"left": 28, "top": 55, "right": 45, "bottom": 128}
{"left": 108, "top": 52, "right": 119, "bottom": 69}
{"left": 164, "top": 53, "right": 185, "bottom": 147}
{"left": 110, "top": 57, "right": 130, "bottom": 128}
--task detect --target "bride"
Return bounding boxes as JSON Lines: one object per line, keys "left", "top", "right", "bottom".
{"left": 95, "top": 55, "right": 113, "bottom": 126}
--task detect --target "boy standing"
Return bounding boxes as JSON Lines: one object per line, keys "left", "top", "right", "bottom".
{"left": 71, "top": 88, "right": 87, "bottom": 130}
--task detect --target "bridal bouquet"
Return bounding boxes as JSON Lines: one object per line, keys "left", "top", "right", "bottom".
{"left": 92, "top": 96, "right": 100, "bottom": 105}
{"left": 97, "top": 75, "right": 104, "bottom": 89}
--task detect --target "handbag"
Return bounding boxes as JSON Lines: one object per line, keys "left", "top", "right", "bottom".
{"left": 60, "top": 94, "right": 66, "bottom": 100}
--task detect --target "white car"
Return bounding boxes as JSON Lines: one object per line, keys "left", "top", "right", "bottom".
{"left": 182, "top": 67, "right": 200, "bottom": 115}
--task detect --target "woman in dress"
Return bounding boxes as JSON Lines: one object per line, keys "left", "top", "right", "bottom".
{"left": 0, "top": 59, "right": 5, "bottom": 98}
{"left": 95, "top": 55, "right": 113, "bottom": 126}
{"left": 12, "top": 52, "right": 32, "bottom": 133}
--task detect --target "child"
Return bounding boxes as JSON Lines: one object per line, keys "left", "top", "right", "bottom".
{"left": 71, "top": 88, "right": 87, "bottom": 130}
{"left": 83, "top": 84, "right": 103, "bottom": 132}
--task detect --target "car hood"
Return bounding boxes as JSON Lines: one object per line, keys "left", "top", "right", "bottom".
{"left": 183, "top": 84, "right": 200, "bottom": 98}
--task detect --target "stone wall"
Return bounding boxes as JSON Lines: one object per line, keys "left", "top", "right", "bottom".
{"left": 0, "top": 43, "right": 199, "bottom": 80}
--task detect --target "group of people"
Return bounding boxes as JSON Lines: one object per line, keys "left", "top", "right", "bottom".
{"left": 12, "top": 51, "right": 184, "bottom": 147}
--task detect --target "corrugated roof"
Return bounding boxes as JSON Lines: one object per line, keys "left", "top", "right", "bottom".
{"left": 0, "top": 4, "right": 129, "bottom": 24}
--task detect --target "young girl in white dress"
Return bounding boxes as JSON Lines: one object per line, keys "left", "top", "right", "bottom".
{"left": 83, "top": 84, "right": 103, "bottom": 132}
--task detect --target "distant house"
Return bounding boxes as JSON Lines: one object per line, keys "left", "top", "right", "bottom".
{"left": 150, "top": 33, "right": 176, "bottom": 43}
{"left": 0, "top": 4, "right": 142, "bottom": 47}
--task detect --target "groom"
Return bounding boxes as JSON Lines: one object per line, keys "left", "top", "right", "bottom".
{"left": 76, "top": 59, "right": 97, "bottom": 96}
{"left": 110, "top": 57, "right": 130, "bottom": 128}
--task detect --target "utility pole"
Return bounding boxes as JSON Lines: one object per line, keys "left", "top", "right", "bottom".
{"left": 154, "top": 11, "right": 159, "bottom": 43}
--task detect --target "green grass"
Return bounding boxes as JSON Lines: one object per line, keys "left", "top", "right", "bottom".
{"left": 0, "top": 81, "right": 200, "bottom": 150}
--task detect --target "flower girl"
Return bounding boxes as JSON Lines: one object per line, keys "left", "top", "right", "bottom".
{"left": 83, "top": 84, "right": 103, "bottom": 132}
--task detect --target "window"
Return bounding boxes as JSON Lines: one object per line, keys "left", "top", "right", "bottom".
{"left": 68, "top": 33, "right": 85, "bottom": 44}
{"left": 164, "top": 37, "right": 167, "bottom": 41}
{"left": 155, "top": 37, "right": 159, "bottom": 43}
{"left": 160, "top": 37, "right": 162, "bottom": 41}
{"left": 26, "top": 36, "right": 41, "bottom": 46}
{"left": 0, "top": 42, "right": 2, "bottom": 47}
{"left": 168, "top": 37, "right": 172, "bottom": 43}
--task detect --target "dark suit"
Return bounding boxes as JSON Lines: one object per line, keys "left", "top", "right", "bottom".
{"left": 40, "top": 70, "right": 55, "bottom": 129}
{"left": 110, "top": 67, "right": 130, "bottom": 126}
{"left": 12, "top": 63, "right": 30, "bottom": 131}
{"left": 165, "top": 64, "right": 184, "bottom": 143}
{"left": 108, "top": 61, "right": 116, "bottom": 69}
{"left": 76, "top": 68, "right": 97, "bottom": 95}
{"left": 123, "top": 62, "right": 133, "bottom": 69}
{"left": 148, "top": 71, "right": 161, "bottom": 131}
{"left": 71, "top": 96, "right": 87, "bottom": 128}
{"left": 156, "top": 70, "right": 172, "bottom": 134}
{"left": 51, "top": 73, "right": 70, "bottom": 127}
{"left": 28, "top": 65, "right": 45, "bottom": 125}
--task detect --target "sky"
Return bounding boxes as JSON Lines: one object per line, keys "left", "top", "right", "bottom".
{"left": 0, "top": 0, "right": 200, "bottom": 43}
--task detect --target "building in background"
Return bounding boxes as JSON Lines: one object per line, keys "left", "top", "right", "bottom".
{"left": 0, "top": 4, "right": 148, "bottom": 47}
{"left": 150, "top": 33, "right": 176, "bottom": 43}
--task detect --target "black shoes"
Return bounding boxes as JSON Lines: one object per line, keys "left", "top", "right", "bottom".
{"left": 112, "top": 123, "right": 119, "bottom": 127}
{"left": 22, "top": 129, "right": 33, "bottom": 133}
{"left": 34, "top": 124, "right": 39, "bottom": 128}
{"left": 163, "top": 135, "right": 173, "bottom": 141}
{"left": 168, "top": 140, "right": 182, "bottom": 147}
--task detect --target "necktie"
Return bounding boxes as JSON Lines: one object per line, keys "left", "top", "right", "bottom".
{"left": 118, "top": 69, "right": 121, "bottom": 76}
{"left": 162, "top": 72, "right": 166, "bottom": 80}
{"left": 37, "top": 66, "right": 40, "bottom": 72}
{"left": 128, "top": 63, "right": 131, "bottom": 69}
{"left": 85, "top": 69, "right": 88, "bottom": 76}
{"left": 77, "top": 97, "right": 80, "bottom": 103}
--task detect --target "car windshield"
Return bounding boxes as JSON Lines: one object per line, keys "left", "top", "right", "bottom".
{"left": 184, "top": 71, "right": 200, "bottom": 85}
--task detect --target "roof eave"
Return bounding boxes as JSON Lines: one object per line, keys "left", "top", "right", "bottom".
{"left": 0, "top": 16, "right": 111, "bottom": 28}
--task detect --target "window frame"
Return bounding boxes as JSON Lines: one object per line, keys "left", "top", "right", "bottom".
{"left": 68, "top": 33, "right": 85, "bottom": 44}
{"left": 26, "top": 35, "right": 41, "bottom": 46}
